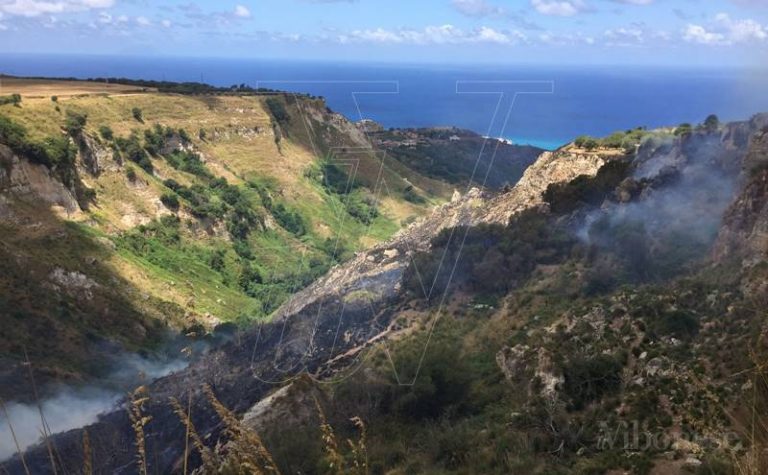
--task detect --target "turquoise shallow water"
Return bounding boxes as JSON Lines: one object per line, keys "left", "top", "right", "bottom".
{"left": 2, "top": 55, "right": 768, "bottom": 150}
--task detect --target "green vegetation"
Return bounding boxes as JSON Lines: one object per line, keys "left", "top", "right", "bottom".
{"left": 160, "top": 192, "right": 180, "bottom": 211}
{"left": 575, "top": 127, "right": 648, "bottom": 153}
{"left": 704, "top": 114, "right": 720, "bottom": 132}
{"left": 99, "top": 125, "right": 114, "bottom": 141}
{"left": 265, "top": 97, "right": 290, "bottom": 126}
{"left": 0, "top": 93, "right": 22, "bottom": 106}
{"left": 115, "top": 133, "right": 153, "bottom": 173}
{"left": 132, "top": 106, "right": 144, "bottom": 122}
{"left": 64, "top": 110, "right": 87, "bottom": 136}
{"left": 0, "top": 114, "right": 77, "bottom": 170}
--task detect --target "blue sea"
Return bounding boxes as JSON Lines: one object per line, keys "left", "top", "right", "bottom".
{"left": 2, "top": 54, "right": 768, "bottom": 150}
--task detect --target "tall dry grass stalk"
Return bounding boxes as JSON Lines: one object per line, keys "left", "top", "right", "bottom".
{"left": 0, "top": 397, "right": 30, "bottom": 475}
{"left": 202, "top": 384, "right": 281, "bottom": 474}
{"left": 348, "top": 416, "right": 369, "bottom": 474}
{"left": 82, "top": 429, "right": 92, "bottom": 475}
{"left": 169, "top": 394, "right": 215, "bottom": 472}
{"left": 314, "top": 396, "right": 368, "bottom": 475}
{"left": 129, "top": 386, "right": 152, "bottom": 475}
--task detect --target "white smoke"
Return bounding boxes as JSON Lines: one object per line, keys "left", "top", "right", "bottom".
{"left": 0, "top": 354, "right": 187, "bottom": 462}
{"left": 0, "top": 388, "right": 119, "bottom": 461}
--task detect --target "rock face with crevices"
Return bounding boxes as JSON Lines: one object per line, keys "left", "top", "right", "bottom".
{"left": 0, "top": 143, "right": 80, "bottom": 216}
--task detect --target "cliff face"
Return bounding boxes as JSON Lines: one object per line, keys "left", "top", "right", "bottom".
{"left": 714, "top": 120, "right": 768, "bottom": 264}
{"left": 0, "top": 144, "right": 80, "bottom": 216}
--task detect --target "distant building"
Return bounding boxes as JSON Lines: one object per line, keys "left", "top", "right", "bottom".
{"left": 449, "top": 135, "right": 461, "bottom": 142}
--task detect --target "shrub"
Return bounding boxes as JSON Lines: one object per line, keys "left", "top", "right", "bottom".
{"left": 99, "top": 125, "right": 114, "bottom": 141}
{"left": 562, "top": 354, "right": 623, "bottom": 410}
{"left": 51, "top": 96, "right": 58, "bottom": 103}
{"left": 265, "top": 97, "right": 290, "bottom": 125}
{"left": 387, "top": 329, "right": 471, "bottom": 420}
{"left": 64, "top": 111, "right": 88, "bottom": 136}
{"left": 0, "top": 94, "right": 22, "bottom": 106}
{"left": 272, "top": 203, "right": 306, "bottom": 236}
{"left": 0, "top": 115, "right": 76, "bottom": 168}
{"left": 126, "top": 167, "right": 137, "bottom": 182}
{"left": 345, "top": 192, "right": 378, "bottom": 224}
{"left": 165, "top": 150, "right": 210, "bottom": 177}
{"left": 143, "top": 125, "right": 165, "bottom": 155}
{"left": 238, "top": 262, "right": 263, "bottom": 296}
{"left": 704, "top": 114, "right": 720, "bottom": 132}
{"left": 116, "top": 134, "right": 153, "bottom": 174}
{"left": 132, "top": 107, "right": 144, "bottom": 123}
{"left": 674, "top": 123, "right": 692, "bottom": 136}
{"left": 160, "top": 192, "right": 179, "bottom": 211}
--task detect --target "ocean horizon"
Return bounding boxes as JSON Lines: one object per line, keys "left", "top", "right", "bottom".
{"left": 3, "top": 54, "right": 768, "bottom": 150}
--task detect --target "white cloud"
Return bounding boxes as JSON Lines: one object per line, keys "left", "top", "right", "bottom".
{"left": 161, "top": 19, "right": 171, "bottom": 28}
{"left": 234, "top": 5, "right": 250, "bottom": 18}
{"left": 531, "top": 0, "right": 588, "bottom": 16}
{"left": 612, "top": 0, "right": 653, "bottom": 4}
{"left": 0, "top": 0, "right": 114, "bottom": 17}
{"left": 135, "top": 15, "right": 150, "bottom": 26}
{"left": 340, "top": 24, "right": 524, "bottom": 45}
{"left": 683, "top": 24, "right": 726, "bottom": 45}
{"left": 683, "top": 13, "right": 767, "bottom": 45}
{"left": 451, "top": 0, "right": 504, "bottom": 18}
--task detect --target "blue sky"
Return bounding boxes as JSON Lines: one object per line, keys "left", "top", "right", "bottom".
{"left": 0, "top": 0, "right": 767, "bottom": 66}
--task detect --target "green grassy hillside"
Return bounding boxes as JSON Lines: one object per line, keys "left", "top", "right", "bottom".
{"left": 0, "top": 81, "right": 452, "bottom": 394}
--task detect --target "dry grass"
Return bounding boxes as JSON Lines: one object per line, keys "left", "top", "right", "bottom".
{"left": 129, "top": 386, "right": 152, "bottom": 475}
{"left": 0, "top": 76, "right": 153, "bottom": 98}
{"left": 314, "top": 396, "right": 368, "bottom": 475}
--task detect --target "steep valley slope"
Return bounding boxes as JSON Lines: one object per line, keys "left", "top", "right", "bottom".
{"left": 4, "top": 78, "right": 768, "bottom": 474}
{"left": 0, "top": 79, "right": 539, "bottom": 414}
{"left": 7, "top": 106, "right": 768, "bottom": 475}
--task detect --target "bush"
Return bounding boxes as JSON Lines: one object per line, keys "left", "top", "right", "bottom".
{"left": 116, "top": 134, "right": 153, "bottom": 174}
{"left": 51, "top": 96, "right": 58, "bottom": 103}
{"left": 265, "top": 97, "right": 290, "bottom": 125}
{"left": 272, "top": 203, "right": 306, "bottom": 236}
{"left": 132, "top": 107, "right": 144, "bottom": 122}
{"left": 64, "top": 111, "right": 87, "bottom": 136}
{"left": 99, "top": 125, "right": 114, "bottom": 141}
{"left": 0, "top": 94, "right": 22, "bottom": 106}
{"left": 0, "top": 115, "right": 75, "bottom": 168}
{"left": 165, "top": 150, "right": 210, "bottom": 178}
{"left": 674, "top": 123, "right": 692, "bottom": 136}
{"left": 126, "top": 167, "right": 137, "bottom": 182}
{"left": 386, "top": 329, "right": 471, "bottom": 420}
{"left": 144, "top": 124, "right": 166, "bottom": 155}
{"left": 345, "top": 192, "right": 379, "bottom": 224}
{"left": 238, "top": 262, "right": 263, "bottom": 296}
{"left": 160, "top": 192, "right": 180, "bottom": 211}
{"left": 562, "top": 354, "right": 623, "bottom": 410}
{"left": 704, "top": 114, "right": 720, "bottom": 132}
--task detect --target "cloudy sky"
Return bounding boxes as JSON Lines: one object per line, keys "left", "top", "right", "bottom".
{"left": 0, "top": 0, "right": 767, "bottom": 65}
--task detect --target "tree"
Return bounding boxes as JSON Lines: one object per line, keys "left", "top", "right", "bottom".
{"left": 704, "top": 114, "right": 720, "bottom": 132}
{"left": 583, "top": 138, "right": 599, "bottom": 151}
